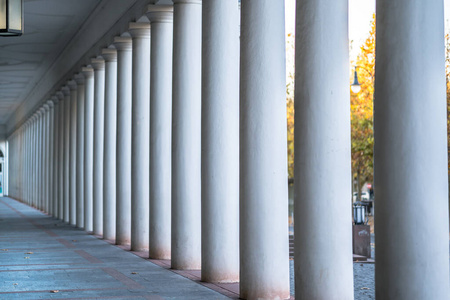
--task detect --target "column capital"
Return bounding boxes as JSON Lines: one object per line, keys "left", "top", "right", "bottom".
{"left": 46, "top": 100, "right": 55, "bottom": 108}
{"left": 146, "top": 5, "right": 173, "bottom": 23}
{"left": 102, "top": 48, "right": 117, "bottom": 62}
{"left": 51, "top": 95, "right": 59, "bottom": 104}
{"left": 43, "top": 103, "right": 50, "bottom": 111}
{"left": 82, "top": 66, "right": 94, "bottom": 78}
{"left": 56, "top": 91, "right": 65, "bottom": 101}
{"left": 91, "top": 57, "right": 105, "bottom": 71}
{"left": 128, "top": 22, "right": 150, "bottom": 38}
{"left": 61, "top": 86, "right": 70, "bottom": 97}
{"left": 173, "top": 0, "right": 201, "bottom": 4}
{"left": 67, "top": 80, "right": 77, "bottom": 91}
{"left": 113, "top": 36, "right": 132, "bottom": 51}
{"left": 74, "top": 73, "right": 85, "bottom": 85}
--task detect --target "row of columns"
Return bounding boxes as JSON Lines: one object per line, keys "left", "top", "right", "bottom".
{"left": 6, "top": 0, "right": 450, "bottom": 299}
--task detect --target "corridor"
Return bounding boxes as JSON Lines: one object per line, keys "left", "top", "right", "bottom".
{"left": 0, "top": 197, "right": 230, "bottom": 299}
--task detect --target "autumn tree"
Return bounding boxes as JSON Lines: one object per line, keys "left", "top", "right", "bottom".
{"left": 287, "top": 32, "right": 295, "bottom": 180}
{"left": 446, "top": 34, "right": 450, "bottom": 181}
{"left": 351, "top": 15, "right": 375, "bottom": 200}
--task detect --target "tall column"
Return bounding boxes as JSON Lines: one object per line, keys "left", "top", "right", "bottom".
{"left": 129, "top": 22, "right": 150, "bottom": 251}
{"left": 38, "top": 107, "right": 45, "bottom": 210}
{"left": 240, "top": 1, "right": 290, "bottom": 298}
{"left": 92, "top": 57, "right": 105, "bottom": 236}
{"left": 375, "top": 1, "right": 450, "bottom": 299}
{"left": 44, "top": 104, "right": 48, "bottom": 212}
{"left": 294, "top": 0, "right": 353, "bottom": 298}
{"left": 83, "top": 67, "right": 95, "bottom": 232}
{"left": 33, "top": 114, "right": 38, "bottom": 208}
{"left": 24, "top": 122, "right": 28, "bottom": 204}
{"left": 59, "top": 86, "right": 70, "bottom": 222}
{"left": 42, "top": 105, "right": 49, "bottom": 212}
{"left": 75, "top": 73, "right": 85, "bottom": 228}
{"left": 113, "top": 36, "right": 133, "bottom": 245}
{"left": 171, "top": 0, "right": 202, "bottom": 270}
{"left": 32, "top": 114, "right": 37, "bottom": 208}
{"left": 200, "top": 0, "right": 239, "bottom": 282}
{"left": 52, "top": 95, "right": 60, "bottom": 218}
{"left": 68, "top": 80, "right": 77, "bottom": 226}
{"left": 63, "top": 85, "right": 71, "bottom": 222}
{"left": 102, "top": 48, "right": 118, "bottom": 241}
{"left": 47, "top": 100, "right": 54, "bottom": 216}
{"left": 146, "top": 6, "right": 173, "bottom": 260}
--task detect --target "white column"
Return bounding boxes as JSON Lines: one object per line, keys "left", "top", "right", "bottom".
{"left": 129, "top": 22, "right": 150, "bottom": 251}
{"left": 83, "top": 66, "right": 95, "bottom": 232}
{"left": 146, "top": 6, "right": 173, "bottom": 260}
{"left": 171, "top": 0, "right": 202, "bottom": 270}
{"left": 32, "top": 114, "right": 38, "bottom": 208}
{"left": 39, "top": 107, "right": 46, "bottom": 211}
{"left": 42, "top": 105, "right": 49, "bottom": 212}
{"left": 63, "top": 85, "right": 71, "bottom": 222}
{"left": 57, "top": 90, "right": 66, "bottom": 220}
{"left": 24, "top": 122, "right": 28, "bottom": 204}
{"left": 201, "top": 0, "right": 239, "bottom": 282}
{"left": 375, "top": 1, "right": 450, "bottom": 299}
{"left": 52, "top": 95, "right": 60, "bottom": 218}
{"left": 47, "top": 100, "right": 54, "bottom": 216}
{"left": 240, "top": 1, "right": 290, "bottom": 298}
{"left": 34, "top": 114, "right": 38, "bottom": 208}
{"left": 45, "top": 103, "right": 50, "bottom": 212}
{"left": 68, "top": 80, "right": 77, "bottom": 226}
{"left": 102, "top": 48, "right": 118, "bottom": 241}
{"left": 113, "top": 36, "right": 133, "bottom": 245}
{"left": 294, "top": 0, "right": 353, "bottom": 298}
{"left": 75, "top": 73, "right": 85, "bottom": 228}
{"left": 92, "top": 57, "right": 105, "bottom": 236}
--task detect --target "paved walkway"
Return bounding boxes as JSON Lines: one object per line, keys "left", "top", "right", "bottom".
{"left": 0, "top": 197, "right": 231, "bottom": 299}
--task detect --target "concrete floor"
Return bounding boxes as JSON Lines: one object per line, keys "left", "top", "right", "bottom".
{"left": 0, "top": 197, "right": 230, "bottom": 299}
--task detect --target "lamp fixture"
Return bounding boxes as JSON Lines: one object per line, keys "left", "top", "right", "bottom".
{"left": 351, "top": 66, "right": 361, "bottom": 94}
{"left": 0, "top": 0, "right": 23, "bottom": 36}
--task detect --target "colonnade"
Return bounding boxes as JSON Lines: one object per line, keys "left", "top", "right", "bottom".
{"left": 5, "top": 1, "right": 450, "bottom": 299}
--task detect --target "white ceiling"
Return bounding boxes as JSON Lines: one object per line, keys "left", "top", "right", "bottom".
{"left": 0, "top": 0, "right": 102, "bottom": 124}
{"left": 3, "top": 0, "right": 168, "bottom": 135}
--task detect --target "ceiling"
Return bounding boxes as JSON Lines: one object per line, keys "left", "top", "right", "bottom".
{"left": 2, "top": 0, "right": 170, "bottom": 135}
{"left": 0, "top": 0, "right": 102, "bottom": 125}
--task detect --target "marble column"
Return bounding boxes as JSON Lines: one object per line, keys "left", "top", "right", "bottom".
{"left": 92, "top": 57, "right": 105, "bottom": 236}
{"left": 75, "top": 73, "right": 85, "bottom": 228}
{"left": 102, "top": 48, "right": 118, "bottom": 241}
{"left": 201, "top": 0, "right": 239, "bottom": 282}
{"left": 171, "top": 0, "right": 202, "bottom": 270}
{"left": 83, "top": 66, "right": 95, "bottom": 232}
{"left": 68, "top": 80, "right": 77, "bottom": 226}
{"left": 129, "top": 22, "right": 150, "bottom": 251}
{"left": 294, "top": 0, "right": 353, "bottom": 298}
{"left": 146, "top": 5, "right": 173, "bottom": 260}
{"left": 113, "top": 36, "right": 133, "bottom": 245}
{"left": 240, "top": 1, "right": 290, "bottom": 298}
{"left": 375, "top": 1, "right": 450, "bottom": 299}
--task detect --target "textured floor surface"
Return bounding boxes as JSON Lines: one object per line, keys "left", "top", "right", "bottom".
{"left": 0, "top": 197, "right": 229, "bottom": 299}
